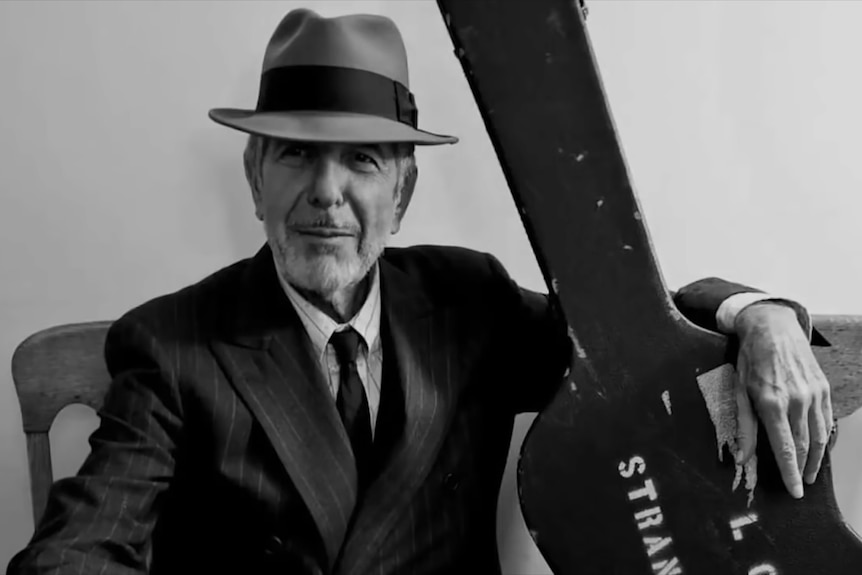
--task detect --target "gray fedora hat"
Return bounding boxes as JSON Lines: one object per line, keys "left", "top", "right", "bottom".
{"left": 209, "top": 9, "right": 458, "bottom": 145}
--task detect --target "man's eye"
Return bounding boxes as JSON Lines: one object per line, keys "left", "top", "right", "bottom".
{"left": 280, "top": 145, "right": 309, "bottom": 159}
{"left": 354, "top": 152, "right": 379, "bottom": 168}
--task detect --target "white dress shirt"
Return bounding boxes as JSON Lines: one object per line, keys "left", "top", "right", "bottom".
{"left": 278, "top": 263, "right": 384, "bottom": 437}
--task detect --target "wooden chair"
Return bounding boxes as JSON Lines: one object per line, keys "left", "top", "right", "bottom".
{"left": 11, "top": 321, "right": 114, "bottom": 524}
{"left": 9, "top": 316, "right": 862, "bottom": 527}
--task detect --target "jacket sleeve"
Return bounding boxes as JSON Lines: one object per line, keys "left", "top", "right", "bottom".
{"left": 672, "top": 276, "right": 763, "bottom": 333}
{"left": 7, "top": 315, "right": 184, "bottom": 575}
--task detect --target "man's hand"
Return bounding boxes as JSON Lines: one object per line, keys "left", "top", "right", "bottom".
{"left": 733, "top": 302, "right": 833, "bottom": 499}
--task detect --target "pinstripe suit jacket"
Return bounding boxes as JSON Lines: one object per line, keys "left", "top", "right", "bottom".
{"left": 9, "top": 244, "right": 746, "bottom": 575}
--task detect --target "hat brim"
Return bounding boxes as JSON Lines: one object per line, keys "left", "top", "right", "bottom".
{"left": 208, "top": 109, "right": 458, "bottom": 146}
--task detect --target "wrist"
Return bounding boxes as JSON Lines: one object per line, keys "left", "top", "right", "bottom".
{"left": 734, "top": 301, "right": 800, "bottom": 337}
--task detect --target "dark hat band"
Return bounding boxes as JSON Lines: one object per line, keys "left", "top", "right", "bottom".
{"left": 256, "top": 65, "right": 418, "bottom": 128}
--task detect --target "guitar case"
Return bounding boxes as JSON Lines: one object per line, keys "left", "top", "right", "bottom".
{"left": 437, "top": 1, "right": 862, "bottom": 573}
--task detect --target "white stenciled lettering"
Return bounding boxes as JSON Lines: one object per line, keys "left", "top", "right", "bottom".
{"left": 652, "top": 557, "right": 683, "bottom": 575}
{"left": 644, "top": 535, "right": 672, "bottom": 557}
{"left": 628, "top": 478, "right": 659, "bottom": 502}
{"left": 749, "top": 564, "right": 777, "bottom": 575}
{"left": 729, "top": 513, "right": 759, "bottom": 541}
{"left": 619, "top": 455, "right": 646, "bottom": 478}
{"left": 634, "top": 506, "right": 664, "bottom": 530}
{"left": 619, "top": 455, "right": 682, "bottom": 574}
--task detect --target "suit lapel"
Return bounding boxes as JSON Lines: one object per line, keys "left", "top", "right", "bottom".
{"left": 210, "top": 245, "right": 357, "bottom": 571}
{"left": 336, "top": 258, "right": 460, "bottom": 575}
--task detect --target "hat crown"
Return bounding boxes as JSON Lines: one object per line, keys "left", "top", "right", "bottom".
{"left": 262, "top": 9, "right": 410, "bottom": 88}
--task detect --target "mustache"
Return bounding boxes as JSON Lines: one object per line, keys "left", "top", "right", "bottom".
{"left": 286, "top": 217, "right": 359, "bottom": 233}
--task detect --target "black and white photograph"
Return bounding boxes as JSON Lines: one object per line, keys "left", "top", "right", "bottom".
{"left": 1, "top": 1, "right": 861, "bottom": 574}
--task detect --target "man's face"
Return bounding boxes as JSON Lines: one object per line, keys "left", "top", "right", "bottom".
{"left": 253, "top": 140, "right": 414, "bottom": 297}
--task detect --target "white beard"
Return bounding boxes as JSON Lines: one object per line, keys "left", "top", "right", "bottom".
{"left": 268, "top": 226, "right": 386, "bottom": 299}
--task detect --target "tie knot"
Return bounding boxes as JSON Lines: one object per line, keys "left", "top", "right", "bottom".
{"left": 330, "top": 327, "right": 361, "bottom": 366}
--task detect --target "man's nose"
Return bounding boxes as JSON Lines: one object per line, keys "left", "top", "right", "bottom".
{"left": 306, "top": 158, "right": 346, "bottom": 208}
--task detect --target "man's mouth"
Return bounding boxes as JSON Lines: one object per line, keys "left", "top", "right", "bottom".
{"left": 291, "top": 226, "right": 356, "bottom": 238}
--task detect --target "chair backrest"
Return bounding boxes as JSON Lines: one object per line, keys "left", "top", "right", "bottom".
{"left": 11, "top": 321, "right": 114, "bottom": 524}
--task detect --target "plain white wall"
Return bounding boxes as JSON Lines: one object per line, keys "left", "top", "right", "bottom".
{"left": 1, "top": 1, "right": 860, "bottom": 573}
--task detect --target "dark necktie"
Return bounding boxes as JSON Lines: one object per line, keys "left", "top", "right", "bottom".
{"left": 330, "top": 328, "right": 373, "bottom": 488}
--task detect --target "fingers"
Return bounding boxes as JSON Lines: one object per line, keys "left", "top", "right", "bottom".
{"left": 788, "top": 398, "right": 810, "bottom": 478}
{"left": 804, "top": 396, "right": 828, "bottom": 484}
{"left": 823, "top": 378, "right": 835, "bottom": 446}
{"left": 828, "top": 417, "right": 839, "bottom": 451}
{"left": 758, "top": 403, "right": 804, "bottom": 499}
{"left": 735, "top": 382, "right": 757, "bottom": 464}
{"left": 805, "top": 361, "right": 833, "bottom": 482}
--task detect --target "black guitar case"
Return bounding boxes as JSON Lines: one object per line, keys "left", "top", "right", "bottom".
{"left": 437, "top": 1, "right": 862, "bottom": 573}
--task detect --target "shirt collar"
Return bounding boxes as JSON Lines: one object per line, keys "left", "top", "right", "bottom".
{"left": 276, "top": 260, "right": 382, "bottom": 363}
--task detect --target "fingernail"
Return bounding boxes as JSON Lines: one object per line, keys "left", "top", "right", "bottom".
{"left": 791, "top": 484, "right": 804, "bottom": 499}
{"left": 804, "top": 473, "right": 816, "bottom": 485}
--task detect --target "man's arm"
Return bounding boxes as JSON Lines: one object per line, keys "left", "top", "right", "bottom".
{"left": 7, "top": 315, "right": 183, "bottom": 575}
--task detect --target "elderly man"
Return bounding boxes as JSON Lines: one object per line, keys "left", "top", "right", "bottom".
{"left": 9, "top": 8, "right": 832, "bottom": 575}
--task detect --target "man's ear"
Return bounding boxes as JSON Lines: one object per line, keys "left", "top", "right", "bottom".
{"left": 247, "top": 169, "right": 265, "bottom": 221}
{"left": 251, "top": 184, "right": 264, "bottom": 221}
{"left": 391, "top": 165, "right": 418, "bottom": 235}
{"left": 243, "top": 144, "right": 267, "bottom": 222}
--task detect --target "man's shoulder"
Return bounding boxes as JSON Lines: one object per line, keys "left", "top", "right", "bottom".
{"left": 383, "top": 244, "right": 495, "bottom": 275}
{"left": 382, "top": 244, "right": 512, "bottom": 303}
{"left": 117, "top": 254, "right": 254, "bottom": 336}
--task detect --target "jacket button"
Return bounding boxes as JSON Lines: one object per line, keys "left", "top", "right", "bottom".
{"left": 443, "top": 473, "right": 459, "bottom": 492}
{"left": 263, "top": 534, "right": 283, "bottom": 556}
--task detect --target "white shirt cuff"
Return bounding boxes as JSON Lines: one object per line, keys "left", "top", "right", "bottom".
{"left": 716, "top": 292, "right": 813, "bottom": 339}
